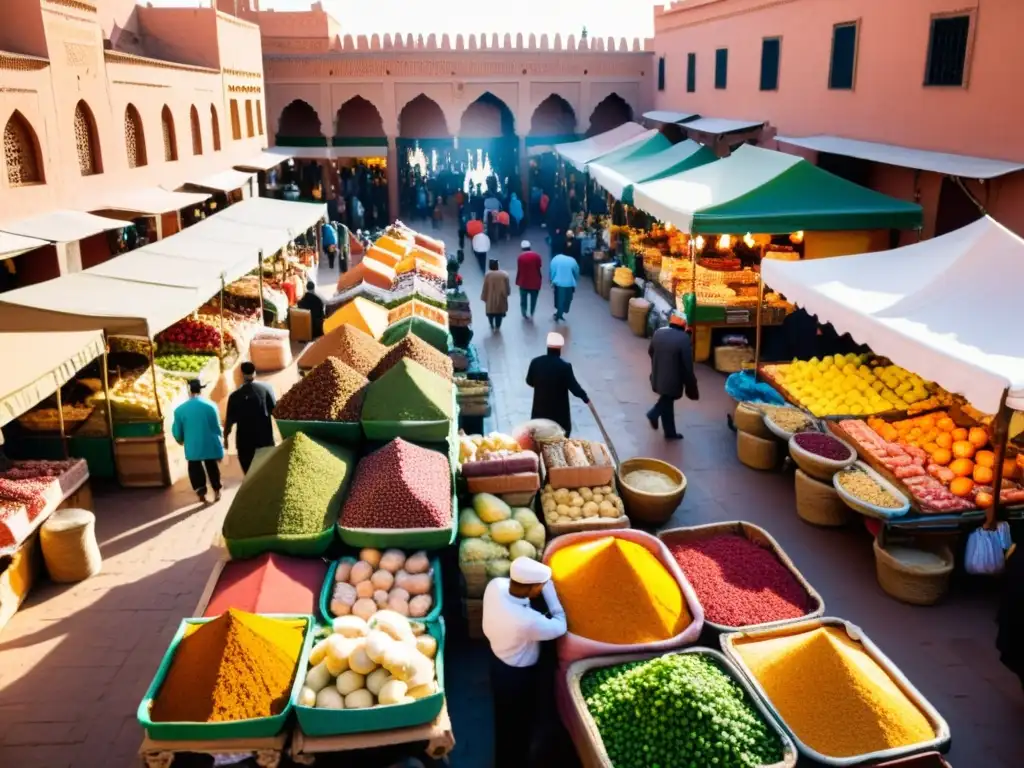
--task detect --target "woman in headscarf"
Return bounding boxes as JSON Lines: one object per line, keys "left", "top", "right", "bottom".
{"left": 509, "top": 192, "right": 525, "bottom": 235}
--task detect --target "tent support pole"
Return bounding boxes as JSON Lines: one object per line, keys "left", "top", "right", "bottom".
{"left": 149, "top": 340, "right": 163, "bottom": 422}
{"left": 55, "top": 385, "right": 68, "bottom": 459}
{"left": 986, "top": 388, "right": 1012, "bottom": 529}
{"left": 257, "top": 249, "right": 266, "bottom": 324}
{"left": 754, "top": 277, "right": 765, "bottom": 383}
{"left": 101, "top": 348, "right": 114, "bottom": 441}
{"left": 689, "top": 237, "right": 697, "bottom": 362}
{"left": 219, "top": 277, "right": 226, "bottom": 374}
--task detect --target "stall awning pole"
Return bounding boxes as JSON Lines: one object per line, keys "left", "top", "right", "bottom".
{"left": 987, "top": 388, "right": 1012, "bottom": 529}
{"left": 219, "top": 275, "right": 226, "bottom": 374}
{"left": 101, "top": 347, "right": 115, "bottom": 442}
{"left": 689, "top": 239, "right": 697, "bottom": 362}
{"left": 754, "top": 277, "right": 765, "bottom": 383}
{"left": 149, "top": 339, "right": 163, "bottom": 422}
{"left": 55, "top": 385, "right": 69, "bottom": 459}
{"left": 257, "top": 249, "right": 266, "bottom": 323}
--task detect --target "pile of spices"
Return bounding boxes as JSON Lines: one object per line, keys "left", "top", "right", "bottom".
{"left": 274, "top": 358, "right": 368, "bottom": 422}
{"left": 223, "top": 434, "right": 354, "bottom": 540}
{"left": 836, "top": 467, "right": 903, "bottom": 509}
{"left": 341, "top": 439, "right": 452, "bottom": 529}
{"left": 381, "top": 316, "right": 449, "bottom": 353}
{"left": 297, "top": 325, "right": 387, "bottom": 377}
{"left": 372, "top": 335, "right": 454, "bottom": 382}
{"left": 734, "top": 626, "right": 934, "bottom": 757}
{"left": 582, "top": 654, "right": 783, "bottom": 768}
{"left": 204, "top": 553, "right": 328, "bottom": 617}
{"left": 549, "top": 537, "right": 690, "bottom": 644}
{"left": 793, "top": 432, "right": 852, "bottom": 461}
{"left": 150, "top": 609, "right": 304, "bottom": 722}
{"left": 667, "top": 535, "right": 812, "bottom": 627}
{"left": 762, "top": 406, "right": 813, "bottom": 434}
{"left": 361, "top": 359, "right": 453, "bottom": 422}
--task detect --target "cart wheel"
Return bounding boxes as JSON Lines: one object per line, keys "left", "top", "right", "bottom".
{"left": 255, "top": 749, "right": 282, "bottom": 768}
{"left": 142, "top": 751, "right": 174, "bottom": 768}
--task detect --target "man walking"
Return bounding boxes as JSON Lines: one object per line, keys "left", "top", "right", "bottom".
{"left": 515, "top": 240, "right": 542, "bottom": 319}
{"left": 549, "top": 248, "right": 579, "bottom": 323}
{"left": 321, "top": 219, "right": 339, "bottom": 269}
{"left": 526, "top": 333, "right": 589, "bottom": 437}
{"left": 224, "top": 361, "right": 277, "bottom": 474}
{"left": 471, "top": 228, "right": 491, "bottom": 273}
{"left": 647, "top": 311, "right": 698, "bottom": 441}
{"left": 172, "top": 379, "right": 224, "bottom": 504}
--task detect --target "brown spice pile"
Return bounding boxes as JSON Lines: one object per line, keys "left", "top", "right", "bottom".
{"left": 297, "top": 325, "right": 387, "bottom": 377}
{"left": 275, "top": 357, "right": 368, "bottom": 421}
{"left": 371, "top": 335, "right": 454, "bottom": 382}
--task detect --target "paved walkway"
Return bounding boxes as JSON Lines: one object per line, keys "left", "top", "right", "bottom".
{"left": 0, "top": 220, "right": 1020, "bottom": 767}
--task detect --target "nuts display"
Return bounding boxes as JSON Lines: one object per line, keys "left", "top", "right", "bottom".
{"left": 371, "top": 335, "right": 453, "bottom": 382}
{"left": 297, "top": 325, "right": 387, "bottom": 377}
{"left": 275, "top": 357, "right": 368, "bottom": 422}
{"left": 836, "top": 467, "right": 902, "bottom": 509}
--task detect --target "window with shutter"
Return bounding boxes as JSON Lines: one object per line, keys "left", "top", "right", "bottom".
{"left": 4, "top": 111, "right": 43, "bottom": 186}
{"left": 125, "top": 104, "right": 147, "bottom": 168}
{"left": 715, "top": 48, "right": 728, "bottom": 90}
{"left": 925, "top": 15, "right": 971, "bottom": 86}
{"left": 190, "top": 106, "right": 202, "bottom": 155}
{"left": 211, "top": 105, "right": 221, "bottom": 151}
{"left": 230, "top": 99, "right": 241, "bottom": 140}
{"left": 657, "top": 57, "right": 666, "bottom": 92}
{"left": 760, "top": 38, "right": 780, "bottom": 91}
{"left": 161, "top": 106, "right": 177, "bottom": 162}
{"left": 74, "top": 101, "right": 101, "bottom": 175}
{"left": 686, "top": 53, "right": 696, "bottom": 93}
{"left": 829, "top": 22, "right": 858, "bottom": 90}
{"left": 245, "top": 100, "right": 254, "bottom": 138}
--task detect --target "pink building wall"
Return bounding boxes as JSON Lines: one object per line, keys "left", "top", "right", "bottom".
{"left": 652, "top": 0, "right": 1024, "bottom": 237}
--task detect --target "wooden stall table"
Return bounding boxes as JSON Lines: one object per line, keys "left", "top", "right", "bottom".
{"left": 139, "top": 733, "right": 287, "bottom": 768}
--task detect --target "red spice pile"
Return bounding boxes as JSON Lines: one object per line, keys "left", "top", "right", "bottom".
{"left": 667, "top": 534, "right": 812, "bottom": 627}
{"left": 203, "top": 553, "right": 327, "bottom": 617}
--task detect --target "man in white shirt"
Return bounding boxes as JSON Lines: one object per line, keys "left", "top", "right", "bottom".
{"left": 471, "top": 230, "right": 491, "bottom": 272}
{"left": 482, "top": 557, "right": 567, "bottom": 768}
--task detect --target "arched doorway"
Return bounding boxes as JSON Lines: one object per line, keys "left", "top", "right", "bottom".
{"left": 458, "top": 92, "right": 517, "bottom": 199}
{"left": 335, "top": 96, "right": 385, "bottom": 138}
{"left": 398, "top": 95, "right": 453, "bottom": 220}
{"left": 334, "top": 97, "right": 388, "bottom": 230}
{"left": 277, "top": 99, "right": 323, "bottom": 142}
{"left": 529, "top": 95, "right": 577, "bottom": 201}
{"left": 530, "top": 94, "right": 576, "bottom": 137}
{"left": 587, "top": 93, "right": 632, "bottom": 137}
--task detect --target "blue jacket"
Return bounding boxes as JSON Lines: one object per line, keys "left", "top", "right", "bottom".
{"left": 549, "top": 254, "right": 579, "bottom": 288}
{"left": 509, "top": 194, "right": 524, "bottom": 222}
{"left": 172, "top": 396, "right": 225, "bottom": 462}
{"left": 321, "top": 222, "right": 338, "bottom": 248}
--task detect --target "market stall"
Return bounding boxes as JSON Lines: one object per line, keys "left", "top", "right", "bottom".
{"left": 553, "top": 122, "right": 655, "bottom": 171}
{"left": 588, "top": 139, "right": 717, "bottom": 205}
{"left": 94, "top": 187, "right": 212, "bottom": 241}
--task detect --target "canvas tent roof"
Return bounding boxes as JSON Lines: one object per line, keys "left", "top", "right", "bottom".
{"left": 215, "top": 197, "right": 326, "bottom": 235}
{"left": 761, "top": 216, "right": 1024, "bottom": 414}
{"left": 632, "top": 145, "right": 922, "bottom": 234}
{"left": 0, "top": 231, "right": 49, "bottom": 259}
{"left": 234, "top": 150, "right": 293, "bottom": 172}
{"left": 85, "top": 250, "right": 227, "bottom": 295}
{"left": 589, "top": 140, "right": 718, "bottom": 203}
{"left": 643, "top": 110, "right": 699, "bottom": 124}
{"left": 181, "top": 169, "right": 256, "bottom": 193}
{"left": 0, "top": 210, "right": 127, "bottom": 243}
{"left": 553, "top": 123, "right": 653, "bottom": 169}
{"left": 683, "top": 117, "right": 764, "bottom": 135}
{"left": 584, "top": 133, "right": 671, "bottom": 170}
{"left": 98, "top": 187, "right": 211, "bottom": 215}
{"left": 0, "top": 330, "right": 105, "bottom": 428}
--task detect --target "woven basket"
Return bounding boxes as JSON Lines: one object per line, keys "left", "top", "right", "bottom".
{"left": 873, "top": 538, "right": 954, "bottom": 606}
{"left": 794, "top": 469, "right": 853, "bottom": 527}
{"left": 609, "top": 286, "right": 632, "bottom": 319}
{"left": 40, "top": 508, "right": 102, "bottom": 583}
{"left": 737, "top": 430, "right": 779, "bottom": 470}
{"left": 626, "top": 299, "right": 650, "bottom": 337}
{"left": 459, "top": 559, "right": 490, "bottom": 599}
{"left": 788, "top": 433, "right": 856, "bottom": 482}
{"left": 714, "top": 345, "right": 754, "bottom": 374}
{"left": 735, "top": 402, "right": 773, "bottom": 439}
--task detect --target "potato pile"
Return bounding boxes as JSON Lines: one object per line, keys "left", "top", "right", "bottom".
{"left": 458, "top": 494, "right": 546, "bottom": 576}
{"left": 329, "top": 548, "right": 435, "bottom": 620}
{"left": 298, "top": 611, "right": 439, "bottom": 711}
{"left": 275, "top": 357, "right": 368, "bottom": 422}
{"left": 540, "top": 484, "right": 624, "bottom": 525}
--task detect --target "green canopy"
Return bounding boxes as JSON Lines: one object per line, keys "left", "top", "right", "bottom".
{"left": 632, "top": 145, "right": 923, "bottom": 234}
{"left": 588, "top": 140, "right": 717, "bottom": 204}
{"left": 585, "top": 132, "right": 671, "bottom": 171}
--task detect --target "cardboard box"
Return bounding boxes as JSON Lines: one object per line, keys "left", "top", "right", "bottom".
{"left": 545, "top": 465, "right": 615, "bottom": 491}
{"left": 466, "top": 472, "right": 541, "bottom": 495}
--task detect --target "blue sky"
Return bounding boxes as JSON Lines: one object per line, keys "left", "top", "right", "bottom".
{"left": 144, "top": 0, "right": 663, "bottom": 40}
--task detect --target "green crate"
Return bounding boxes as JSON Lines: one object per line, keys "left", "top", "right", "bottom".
{"left": 137, "top": 614, "right": 314, "bottom": 741}
{"left": 294, "top": 619, "right": 446, "bottom": 736}
{"left": 225, "top": 526, "right": 336, "bottom": 560}
{"left": 276, "top": 419, "right": 363, "bottom": 447}
{"left": 361, "top": 390, "right": 456, "bottom": 443}
{"left": 380, "top": 317, "right": 451, "bottom": 354}
{"left": 69, "top": 436, "right": 116, "bottom": 479}
{"left": 113, "top": 420, "right": 163, "bottom": 438}
{"left": 339, "top": 483, "right": 456, "bottom": 551}
{"left": 319, "top": 553, "right": 444, "bottom": 625}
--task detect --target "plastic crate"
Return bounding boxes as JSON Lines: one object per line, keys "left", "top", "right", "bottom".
{"left": 319, "top": 553, "right": 443, "bottom": 624}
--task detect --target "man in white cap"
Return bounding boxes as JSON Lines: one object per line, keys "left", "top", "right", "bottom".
{"left": 526, "top": 332, "right": 589, "bottom": 437}
{"left": 483, "top": 556, "right": 567, "bottom": 768}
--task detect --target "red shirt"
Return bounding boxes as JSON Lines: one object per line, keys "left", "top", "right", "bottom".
{"left": 516, "top": 250, "right": 543, "bottom": 290}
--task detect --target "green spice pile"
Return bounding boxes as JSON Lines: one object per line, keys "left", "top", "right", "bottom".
{"left": 581, "top": 653, "right": 783, "bottom": 768}
{"left": 297, "top": 325, "right": 387, "bottom": 377}
{"left": 372, "top": 335, "right": 453, "bottom": 382}
{"left": 275, "top": 358, "right": 368, "bottom": 422}
{"left": 362, "top": 359, "right": 453, "bottom": 422}
{"left": 222, "top": 433, "right": 355, "bottom": 539}
{"left": 381, "top": 316, "right": 449, "bottom": 353}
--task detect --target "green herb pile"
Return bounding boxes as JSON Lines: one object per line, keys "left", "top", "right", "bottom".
{"left": 155, "top": 353, "right": 215, "bottom": 374}
{"left": 361, "top": 359, "right": 453, "bottom": 422}
{"left": 581, "top": 653, "right": 782, "bottom": 768}
{"left": 222, "top": 433, "right": 355, "bottom": 539}
{"left": 380, "top": 316, "right": 449, "bottom": 354}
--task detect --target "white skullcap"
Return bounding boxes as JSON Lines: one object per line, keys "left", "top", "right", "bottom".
{"left": 510, "top": 557, "right": 551, "bottom": 585}
{"left": 521, "top": 240, "right": 531, "bottom": 249}
{"left": 546, "top": 332, "right": 565, "bottom": 349}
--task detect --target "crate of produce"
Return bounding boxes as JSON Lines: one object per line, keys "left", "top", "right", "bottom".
{"left": 276, "top": 419, "right": 362, "bottom": 445}
{"left": 562, "top": 648, "right": 797, "bottom": 768}
{"left": 540, "top": 439, "right": 615, "bottom": 490}
{"left": 658, "top": 522, "right": 824, "bottom": 633}
{"left": 320, "top": 550, "right": 443, "bottom": 624}
{"left": 293, "top": 618, "right": 446, "bottom": 736}
{"left": 539, "top": 483, "right": 630, "bottom": 537}
{"left": 137, "top": 613, "right": 314, "bottom": 741}
{"left": 465, "top": 471, "right": 540, "bottom": 496}
{"left": 458, "top": 496, "right": 547, "bottom": 598}
{"left": 721, "top": 617, "right": 951, "bottom": 766}
{"left": 714, "top": 345, "right": 754, "bottom": 374}
{"left": 361, "top": 362, "right": 456, "bottom": 443}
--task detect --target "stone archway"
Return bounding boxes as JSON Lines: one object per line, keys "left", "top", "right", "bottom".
{"left": 459, "top": 92, "right": 515, "bottom": 138}
{"left": 335, "top": 96, "right": 385, "bottom": 138}
{"left": 277, "top": 99, "right": 323, "bottom": 139}
{"left": 530, "top": 94, "right": 576, "bottom": 136}
{"left": 587, "top": 93, "right": 632, "bottom": 137}
{"left": 398, "top": 95, "right": 450, "bottom": 138}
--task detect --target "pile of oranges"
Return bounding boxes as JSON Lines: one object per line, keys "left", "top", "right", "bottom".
{"left": 867, "top": 412, "right": 1021, "bottom": 503}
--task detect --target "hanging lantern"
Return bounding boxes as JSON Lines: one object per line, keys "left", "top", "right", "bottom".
{"left": 717, "top": 234, "right": 732, "bottom": 250}
{"left": 694, "top": 235, "right": 705, "bottom": 251}
{"left": 743, "top": 232, "right": 755, "bottom": 248}
{"left": 790, "top": 230, "right": 805, "bottom": 243}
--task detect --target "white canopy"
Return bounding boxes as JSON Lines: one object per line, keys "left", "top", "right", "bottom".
{"left": 553, "top": 123, "right": 653, "bottom": 168}
{"left": 0, "top": 231, "right": 49, "bottom": 259}
{"left": 234, "top": 150, "right": 292, "bottom": 172}
{"left": 683, "top": 117, "right": 764, "bottom": 135}
{"left": 182, "top": 169, "right": 256, "bottom": 193}
{"left": 98, "top": 187, "right": 211, "bottom": 215}
{"left": 761, "top": 216, "right": 1024, "bottom": 414}
{"left": 776, "top": 135, "right": 1024, "bottom": 180}
{"left": 643, "top": 110, "right": 698, "bottom": 124}
{"left": 215, "top": 196, "right": 326, "bottom": 235}
{"left": 0, "top": 210, "right": 127, "bottom": 243}
{"left": 86, "top": 250, "right": 226, "bottom": 296}
{"left": 143, "top": 236, "right": 259, "bottom": 284}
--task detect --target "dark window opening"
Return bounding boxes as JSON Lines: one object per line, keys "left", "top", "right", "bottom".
{"left": 657, "top": 56, "right": 666, "bottom": 91}
{"left": 925, "top": 15, "right": 970, "bottom": 86}
{"left": 760, "top": 38, "right": 780, "bottom": 91}
{"left": 830, "top": 23, "right": 858, "bottom": 90}
{"left": 686, "top": 53, "right": 696, "bottom": 93}
{"left": 715, "top": 48, "right": 728, "bottom": 89}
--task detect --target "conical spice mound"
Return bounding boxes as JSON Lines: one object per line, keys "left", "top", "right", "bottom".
{"left": 371, "top": 334, "right": 453, "bottom": 382}
{"left": 297, "top": 324, "right": 386, "bottom": 377}
{"left": 275, "top": 357, "right": 368, "bottom": 422}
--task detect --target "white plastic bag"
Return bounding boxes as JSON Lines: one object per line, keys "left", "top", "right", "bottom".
{"left": 965, "top": 526, "right": 1008, "bottom": 575}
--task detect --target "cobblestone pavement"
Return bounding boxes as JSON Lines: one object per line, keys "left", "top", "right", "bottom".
{"left": 0, "top": 220, "right": 1020, "bottom": 767}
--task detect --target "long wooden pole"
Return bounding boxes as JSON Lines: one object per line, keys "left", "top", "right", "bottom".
{"left": 689, "top": 237, "right": 697, "bottom": 362}
{"left": 55, "top": 385, "right": 68, "bottom": 459}
{"left": 986, "top": 388, "right": 1012, "bottom": 530}
{"left": 149, "top": 339, "right": 163, "bottom": 422}
{"left": 754, "top": 276, "right": 765, "bottom": 383}
{"left": 257, "top": 248, "right": 266, "bottom": 323}
{"left": 219, "top": 276, "right": 226, "bottom": 374}
{"left": 101, "top": 348, "right": 114, "bottom": 440}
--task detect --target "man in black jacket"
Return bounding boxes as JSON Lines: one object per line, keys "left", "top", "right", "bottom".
{"left": 224, "top": 362, "right": 277, "bottom": 474}
{"left": 526, "top": 333, "right": 589, "bottom": 437}
{"left": 647, "top": 312, "right": 698, "bottom": 441}
{"left": 297, "top": 280, "right": 326, "bottom": 338}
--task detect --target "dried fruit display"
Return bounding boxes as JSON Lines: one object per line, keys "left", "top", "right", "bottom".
{"left": 297, "top": 325, "right": 387, "bottom": 377}
{"left": 275, "top": 358, "right": 368, "bottom": 422}
{"left": 341, "top": 439, "right": 451, "bottom": 530}
{"left": 371, "top": 336, "right": 453, "bottom": 382}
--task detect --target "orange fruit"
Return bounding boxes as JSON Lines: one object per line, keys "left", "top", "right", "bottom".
{"left": 968, "top": 427, "right": 989, "bottom": 448}
{"left": 975, "top": 450, "right": 995, "bottom": 468}
{"left": 973, "top": 465, "right": 994, "bottom": 485}
{"left": 918, "top": 415, "right": 936, "bottom": 430}
{"left": 952, "top": 441, "right": 976, "bottom": 459}
{"left": 949, "top": 457, "right": 975, "bottom": 478}
{"left": 951, "top": 427, "right": 968, "bottom": 441}
{"left": 936, "top": 416, "right": 956, "bottom": 431}
{"left": 935, "top": 433, "right": 953, "bottom": 450}
{"left": 975, "top": 491, "right": 994, "bottom": 509}
{"left": 1017, "top": 453, "right": 1024, "bottom": 470}
{"left": 931, "top": 448, "right": 953, "bottom": 466}
{"left": 949, "top": 477, "right": 975, "bottom": 497}
{"left": 1005, "top": 459, "right": 1021, "bottom": 481}
{"left": 923, "top": 442, "right": 939, "bottom": 455}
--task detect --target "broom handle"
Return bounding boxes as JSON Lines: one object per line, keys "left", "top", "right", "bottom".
{"left": 587, "top": 400, "right": 620, "bottom": 467}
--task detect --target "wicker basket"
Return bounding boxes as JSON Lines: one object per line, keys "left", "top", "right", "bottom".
{"left": 794, "top": 469, "right": 853, "bottom": 527}
{"left": 609, "top": 286, "right": 632, "bottom": 319}
{"left": 459, "top": 559, "right": 489, "bottom": 599}
{"left": 658, "top": 522, "right": 825, "bottom": 633}
{"left": 735, "top": 402, "right": 774, "bottom": 439}
{"left": 616, "top": 458, "right": 687, "bottom": 525}
{"left": 788, "top": 433, "right": 856, "bottom": 482}
{"left": 714, "top": 345, "right": 754, "bottom": 374}
{"left": 873, "top": 538, "right": 954, "bottom": 606}
{"left": 737, "top": 430, "right": 779, "bottom": 470}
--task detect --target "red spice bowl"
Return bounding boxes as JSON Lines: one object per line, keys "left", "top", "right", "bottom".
{"left": 659, "top": 521, "right": 825, "bottom": 633}
{"left": 788, "top": 431, "right": 856, "bottom": 482}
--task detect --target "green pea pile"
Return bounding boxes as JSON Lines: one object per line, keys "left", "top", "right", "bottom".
{"left": 581, "top": 653, "right": 783, "bottom": 768}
